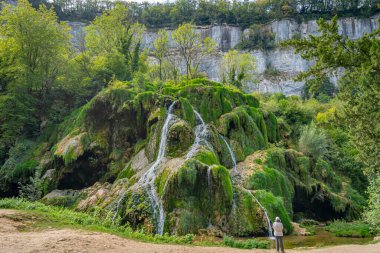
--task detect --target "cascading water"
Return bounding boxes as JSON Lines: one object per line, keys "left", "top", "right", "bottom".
{"left": 220, "top": 135, "right": 238, "bottom": 173}
{"left": 220, "top": 134, "right": 274, "bottom": 239}
{"left": 138, "top": 101, "right": 176, "bottom": 235}
{"left": 245, "top": 189, "right": 275, "bottom": 239}
{"left": 112, "top": 190, "right": 126, "bottom": 224}
{"left": 186, "top": 110, "right": 213, "bottom": 159}
{"left": 207, "top": 167, "right": 212, "bottom": 202}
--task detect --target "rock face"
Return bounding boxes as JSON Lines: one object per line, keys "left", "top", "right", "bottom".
{"left": 68, "top": 14, "right": 379, "bottom": 95}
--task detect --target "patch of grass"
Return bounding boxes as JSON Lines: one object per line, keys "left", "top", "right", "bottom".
{"left": 0, "top": 198, "right": 272, "bottom": 249}
{"left": 0, "top": 198, "right": 195, "bottom": 244}
{"left": 325, "top": 220, "right": 372, "bottom": 238}
{"left": 223, "top": 236, "right": 269, "bottom": 249}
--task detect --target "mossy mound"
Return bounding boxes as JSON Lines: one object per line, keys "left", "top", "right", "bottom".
{"left": 264, "top": 148, "right": 364, "bottom": 221}
{"left": 35, "top": 80, "right": 285, "bottom": 236}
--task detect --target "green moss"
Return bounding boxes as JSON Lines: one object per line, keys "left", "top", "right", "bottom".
{"left": 247, "top": 167, "right": 294, "bottom": 216}
{"left": 178, "top": 162, "right": 198, "bottom": 187}
{"left": 228, "top": 188, "right": 263, "bottom": 236}
{"left": 178, "top": 97, "right": 195, "bottom": 126}
{"left": 218, "top": 107, "right": 267, "bottom": 161}
{"left": 254, "top": 190, "right": 293, "bottom": 234}
{"left": 117, "top": 162, "right": 136, "bottom": 180}
{"left": 194, "top": 148, "right": 220, "bottom": 166}
{"left": 167, "top": 120, "right": 194, "bottom": 157}
{"left": 211, "top": 165, "right": 233, "bottom": 205}
{"left": 155, "top": 168, "right": 171, "bottom": 197}
{"left": 263, "top": 111, "right": 280, "bottom": 143}
{"left": 313, "top": 158, "right": 342, "bottom": 192}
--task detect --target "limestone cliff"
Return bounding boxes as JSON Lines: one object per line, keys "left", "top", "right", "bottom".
{"left": 68, "top": 14, "right": 379, "bottom": 95}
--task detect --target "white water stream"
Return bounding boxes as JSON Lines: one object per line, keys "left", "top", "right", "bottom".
{"left": 220, "top": 134, "right": 274, "bottom": 239}
{"left": 220, "top": 135, "right": 238, "bottom": 173}
{"left": 186, "top": 110, "right": 213, "bottom": 159}
{"left": 138, "top": 101, "right": 176, "bottom": 235}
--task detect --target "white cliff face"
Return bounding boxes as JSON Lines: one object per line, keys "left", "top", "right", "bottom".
{"left": 68, "top": 14, "right": 379, "bottom": 95}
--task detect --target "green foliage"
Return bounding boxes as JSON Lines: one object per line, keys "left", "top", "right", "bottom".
{"left": 298, "top": 122, "right": 329, "bottom": 159}
{"left": 85, "top": 3, "right": 146, "bottom": 83}
{"left": 153, "top": 29, "right": 169, "bottom": 81}
{"left": 219, "top": 50, "right": 256, "bottom": 89}
{"left": 325, "top": 220, "right": 372, "bottom": 238}
{"left": 365, "top": 174, "right": 380, "bottom": 235}
{"left": 236, "top": 24, "right": 276, "bottom": 50}
{"left": 302, "top": 76, "right": 337, "bottom": 102}
{"left": 172, "top": 23, "right": 217, "bottom": 81}
{"left": 50, "top": 0, "right": 379, "bottom": 29}
{"left": 223, "top": 236, "right": 269, "bottom": 249}
{"left": 284, "top": 15, "right": 379, "bottom": 230}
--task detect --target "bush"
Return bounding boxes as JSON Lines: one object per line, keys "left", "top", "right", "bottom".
{"left": 236, "top": 24, "right": 276, "bottom": 51}
{"left": 298, "top": 122, "right": 329, "bottom": 158}
{"left": 223, "top": 236, "right": 269, "bottom": 249}
{"left": 325, "top": 220, "right": 372, "bottom": 238}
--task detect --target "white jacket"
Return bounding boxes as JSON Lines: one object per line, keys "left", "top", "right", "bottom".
{"left": 273, "top": 221, "right": 283, "bottom": 236}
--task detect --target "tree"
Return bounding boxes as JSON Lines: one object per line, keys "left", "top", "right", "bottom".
{"left": 302, "top": 76, "right": 337, "bottom": 102}
{"left": 85, "top": 3, "right": 146, "bottom": 83}
{"left": 153, "top": 29, "right": 169, "bottom": 81}
{"left": 0, "top": 0, "right": 71, "bottom": 147}
{"left": 283, "top": 16, "right": 380, "bottom": 230}
{"left": 172, "top": 23, "right": 217, "bottom": 82}
{"left": 219, "top": 50, "right": 256, "bottom": 89}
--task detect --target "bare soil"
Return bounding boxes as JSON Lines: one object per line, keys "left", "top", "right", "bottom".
{"left": 1, "top": 209, "right": 379, "bottom": 253}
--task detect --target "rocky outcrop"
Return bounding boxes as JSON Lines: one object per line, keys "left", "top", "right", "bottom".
{"left": 68, "top": 14, "right": 379, "bottom": 95}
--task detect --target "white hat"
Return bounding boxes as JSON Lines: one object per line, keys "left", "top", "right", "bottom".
{"left": 275, "top": 217, "right": 281, "bottom": 222}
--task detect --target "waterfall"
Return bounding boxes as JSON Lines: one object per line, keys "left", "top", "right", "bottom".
{"left": 245, "top": 189, "right": 275, "bottom": 239}
{"left": 220, "top": 135, "right": 238, "bottom": 173}
{"left": 207, "top": 167, "right": 212, "bottom": 202}
{"left": 112, "top": 190, "right": 126, "bottom": 224}
{"left": 220, "top": 134, "right": 274, "bottom": 239}
{"left": 186, "top": 110, "right": 213, "bottom": 159}
{"left": 138, "top": 101, "right": 176, "bottom": 235}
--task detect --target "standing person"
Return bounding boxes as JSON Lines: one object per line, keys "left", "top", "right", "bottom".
{"left": 273, "top": 217, "right": 285, "bottom": 253}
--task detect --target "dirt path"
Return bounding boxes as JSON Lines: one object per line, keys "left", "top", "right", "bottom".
{"left": 1, "top": 209, "right": 379, "bottom": 253}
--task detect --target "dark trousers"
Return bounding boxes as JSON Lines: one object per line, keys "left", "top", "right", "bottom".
{"left": 275, "top": 236, "right": 284, "bottom": 252}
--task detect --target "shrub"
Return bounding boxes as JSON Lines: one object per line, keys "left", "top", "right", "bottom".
{"left": 236, "top": 24, "right": 276, "bottom": 51}
{"left": 325, "top": 220, "right": 372, "bottom": 238}
{"left": 298, "top": 122, "right": 329, "bottom": 158}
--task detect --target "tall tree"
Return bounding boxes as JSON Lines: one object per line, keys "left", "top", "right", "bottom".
{"left": 172, "top": 23, "right": 217, "bottom": 82}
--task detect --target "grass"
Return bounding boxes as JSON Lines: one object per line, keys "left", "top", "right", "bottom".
{"left": 0, "top": 198, "right": 270, "bottom": 249}
{"left": 0, "top": 198, "right": 195, "bottom": 244}
{"left": 325, "top": 220, "right": 372, "bottom": 238}
{"left": 223, "top": 236, "right": 270, "bottom": 249}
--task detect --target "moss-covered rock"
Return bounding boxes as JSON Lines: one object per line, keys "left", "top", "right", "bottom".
{"left": 167, "top": 120, "right": 195, "bottom": 157}
{"left": 247, "top": 167, "right": 294, "bottom": 216}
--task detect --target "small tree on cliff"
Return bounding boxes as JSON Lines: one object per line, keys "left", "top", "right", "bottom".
{"left": 172, "top": 23, "right": 217, "bottom": 82}
{"left": 219, "top": 50, "right": 256, "bottom": 89}
{"left": 153, "top": 29, "right": 169, "bottom": 81}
